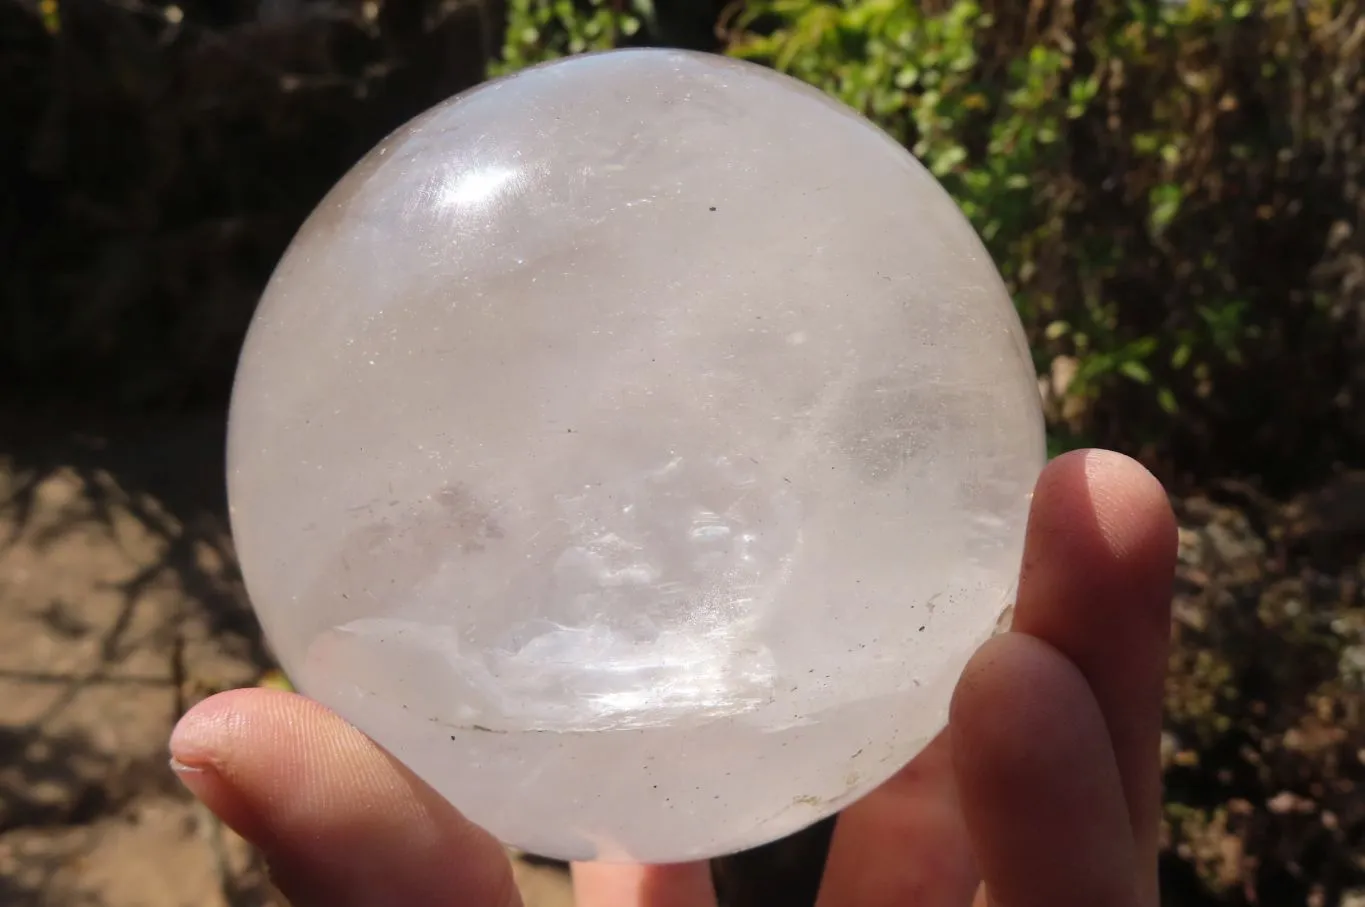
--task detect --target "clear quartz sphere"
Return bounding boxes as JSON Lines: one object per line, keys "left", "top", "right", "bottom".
{"left": 227, "top": 48, "right": 1046, "bottom": 864}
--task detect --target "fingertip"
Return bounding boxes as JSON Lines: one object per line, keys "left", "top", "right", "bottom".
{"left": 1080, "top": 449, "right": 1177, "bottom": 570}
{"left": 1030, "top": 449, "right": 1177, "bottom": 588}
{"left": 951, "top": 633, "right": 1141, "bottom": 907}
{"left": 949, "top": 633, "right": 1094, "bottom": 767}
{"left": 168, "top": 688, "right": 307, "bottom": 843}
{"left": 170, "top": 687, "right": 306, "bottom": 769}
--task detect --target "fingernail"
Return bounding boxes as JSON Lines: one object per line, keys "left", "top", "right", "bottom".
{"left": 169, "top": 755, "right": 207, "bottom": 775}
{"left": 170, "top": 692, "right": 242, "bottom": 762}
{"left": 169, "top": 709, "right": 213, "bottom": 766}
{"left": 169, "top": 695, "right": 237, "bottom": 789}
{"left": 167, "top": 751, "right": 218, "bottom": 804}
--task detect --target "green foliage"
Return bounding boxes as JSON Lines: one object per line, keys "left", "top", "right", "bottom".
{"left": 495, "top": 0, "right": 1365, "bottom": 480}
{"left": 5, "top": 0, "right": 1362, "bottom": 479}
{"left": 729, "top": 0, "right": 1361, "bottom": 470}
{"left": 495, "top": 0, "right": 653, "bottom": 75}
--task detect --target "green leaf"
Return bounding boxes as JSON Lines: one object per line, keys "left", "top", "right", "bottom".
{"left": 1149, "top": 182, "right": 1183, "bottom": 234}
{"left": 929, "top": 143, "right": 967, "bottom": 176}
{"left": 1120, "top": 360, "right": 1152, "bottom": 384}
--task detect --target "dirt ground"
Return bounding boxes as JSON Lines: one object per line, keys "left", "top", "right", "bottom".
{"left": 0, "top": 410, "right": 572, "bottom": 907}
{"left": 6, "top": 408, "right": 1365, "bottom": 907}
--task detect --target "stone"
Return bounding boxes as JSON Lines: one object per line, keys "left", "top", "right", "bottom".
{"left": 226, "top": 48, "right": 1046, "bottom": 863}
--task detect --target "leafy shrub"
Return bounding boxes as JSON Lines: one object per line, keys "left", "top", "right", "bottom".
{"left": 498, "top": 0, "right": 1365, "bottom": 486}
{"left": 2, "top": 0, "right": 1361, "bottom": 481}
{"left": 495, "top": 0, "right": 648, "bottom": 73}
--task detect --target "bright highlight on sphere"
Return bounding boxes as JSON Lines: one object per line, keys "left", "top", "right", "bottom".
{"left": 226, "top": 48, "right": 1046, "bottom": 864}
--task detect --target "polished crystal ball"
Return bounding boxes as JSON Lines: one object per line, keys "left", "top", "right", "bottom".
{"left": 227, "top": 48, "right": 1046, "bottom": 863}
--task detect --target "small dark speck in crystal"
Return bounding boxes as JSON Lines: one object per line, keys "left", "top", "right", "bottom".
{"left": 919, "top": 625, "right": 926, "bottom": 632}
{"left": 709, "top": 206, "right": 717, "bottom": 211}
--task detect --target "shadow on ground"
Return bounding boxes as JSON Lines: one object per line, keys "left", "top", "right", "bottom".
{"left": 0, "top": 405, "right": 276, "bottom": 906}
{"left": 0, "top": 404, "right": 831, "bottom": 906}
{"left": 3, "top": 404, "right": 1365, "bottom": 906}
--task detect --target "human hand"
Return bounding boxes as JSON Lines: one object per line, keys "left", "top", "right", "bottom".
{"left": 169, "top": 448, "right": 1176, "bottom": 907}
